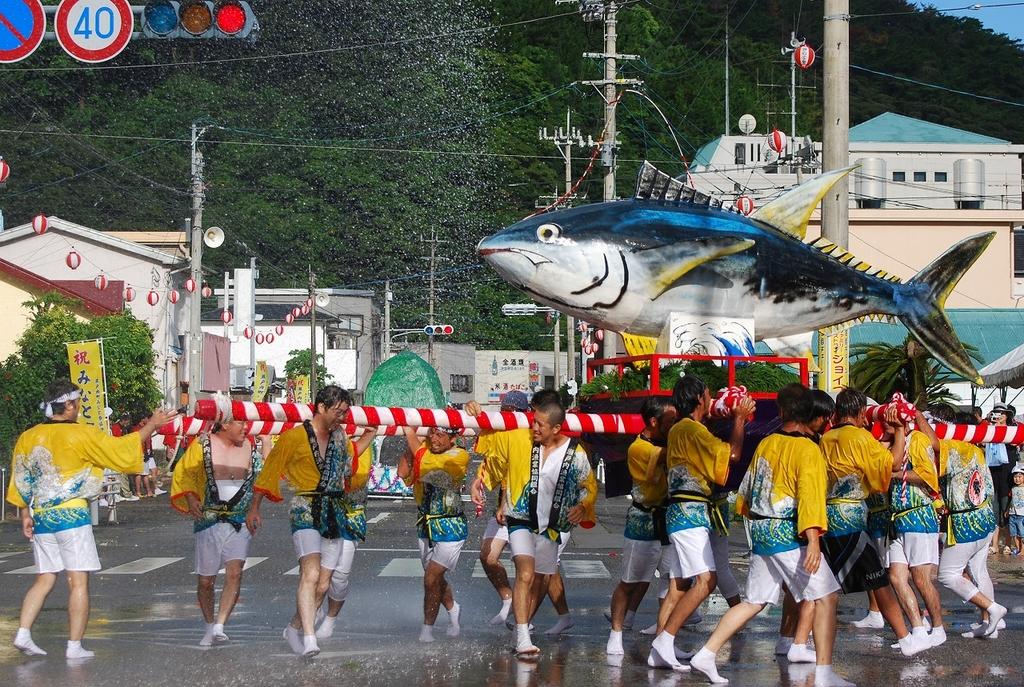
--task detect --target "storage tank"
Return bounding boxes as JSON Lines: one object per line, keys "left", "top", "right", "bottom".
{"left": 954, "top": 158, "right": 985, "bottom": 207}
{"left": 854, "top": 158, "right": 886, "bottom": 204}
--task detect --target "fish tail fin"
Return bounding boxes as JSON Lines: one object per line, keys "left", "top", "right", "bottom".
{"left": 898, "top": 232, "right": 994, "bottom": 384}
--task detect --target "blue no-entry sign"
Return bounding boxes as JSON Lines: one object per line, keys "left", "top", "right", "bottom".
{"left": 0, "top": 0, "right": 45, "bottom": 63}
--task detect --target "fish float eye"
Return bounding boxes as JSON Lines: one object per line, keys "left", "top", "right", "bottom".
{"left": 536, "top": 223, "right": 561, "bottom": 243}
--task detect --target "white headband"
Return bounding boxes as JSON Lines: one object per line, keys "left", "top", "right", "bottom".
{"left": 40, "top": 391, "right": 81, "bottom": 418}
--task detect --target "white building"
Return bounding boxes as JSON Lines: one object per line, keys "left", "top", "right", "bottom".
{"left": 474, "top": 349, "right": 571, "bottom": 408}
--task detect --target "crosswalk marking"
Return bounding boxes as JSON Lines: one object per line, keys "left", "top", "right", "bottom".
{"left": 377, "top": 558, "right": 424, "bottom": 577}
{"left": 0, "top": 551, "right": 26, "bottom": 560}
{"left": 284, "top": 566, "right": 299, "bottom": 576}
{"left": 366, "top": 512, "right": 390, "bottom": 525}
{"left": 471, "top": 560, "right": 515, "bottom": 578}
{"left": 4, "top": 564, "right": 39, "bottom": 575}
{"left": 102, "top": 557, "right": 183, "bottom": 575}
{"left": 561, "top": 560, "right": 610, "bottom": 578}
{"left": 190, "top": 557, "right": 268, "bottom": 575}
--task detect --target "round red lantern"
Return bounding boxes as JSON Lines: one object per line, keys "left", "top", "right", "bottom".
{"left": 285, "top": 313, "right": 294, "bottom": 324}
{"left": 275, "top": 325, "right": 285, "bottom": 336}
{"left": 243, "top": 326, "right": 253, "bottom": 339}
{"left": 201, "top": 284, "right": 213, "bottom": 298}
{"left": 93, "top": 274, "right": 108, "bottom": 290}
{"left": 32, "top": 213, "right": 47, "bottom": 235}
{"left": 794, "top": 44, "right": 815, "bottom": 70}
{"left": 221, "top": 310, "right": 233, "bottom": 325}
{"left": 305, "top": 298, "right": 313, "bottom": 308}
{"left": 255, "top": 333, "right": 265, "bottom": 345}
{"left": 266, "top": 333, "right": 275, "bottom": 344}
{"left": 124, "top": 286, "right": 136, "bottom": 303}
{"left": 168, "top": 289, "right": 180, "bottom": 304}
{"left": 735, "top": 195, "right": 756, "bottom": 216}
{"left": 65, "top": 250, "right": 81, "bottom": 270}
{"left": 0, "top": 158, "right": 10, "bottom": 184}
{"left": 147, "top": 290, "right": 160, "bottom": 306}
{"left": 184, "top": 278, "right": 197, "bottom": 293}
{"left": 767, "top": 128, "right": 788, "bottom": 154}
{"left": 301, "top": 304, "right": 310, "bottom": 316}
{"left": 595, "top": 329, "right": 605, "bottom": 342}
{"left": 291, "top": 307, "right": 301, "bottom": 318}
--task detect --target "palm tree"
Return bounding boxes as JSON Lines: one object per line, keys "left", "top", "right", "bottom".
{"left": 850, "top": 335, "right": 981, "bottom": 408}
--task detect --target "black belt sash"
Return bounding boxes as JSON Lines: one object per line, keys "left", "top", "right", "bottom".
{"left": 525, "top": 439, "right": 579, "bottom": 538}
{"left": 200, "top": 435, "right": 256, "bottom": 532}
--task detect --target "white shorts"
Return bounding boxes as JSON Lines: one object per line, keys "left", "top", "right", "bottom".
{"left": 745, "top": 548, "right": 841, "bottom": 605}
{"left": 292, "top": 530, "right": 348, "bottom": 570}
{"left": 32, "top": 525, "right": 101, "bottom": 573}
{"left": 889, "top": 532, "right": 939, "bottom": 568}
{"left": 195, "top": 523, "right": 252, "bottom": 577}
{"left": 328, "top": 540, "right": 359, "bottom": 602}
{"left": 509, "top": 528, "right": 560, "bottom": 575}
{"left": 557, "top": 530, "right": 571, "bottom": 564}
{"left": 482, "top": 517, "right": 509, "bottom": 542}
{"left": 144, "top": 457, "right": 157, "bottom": 472}
{"left": 872, "top": 536, "right": 889, "bottom": 568}
{"left": 670, "top": 527, "right": 716, "bottom": 578}
{"left": 620, "top": 539, "right": 662, "bottom": 583}
{"left": 418, "top": 538, "right": 464, "bottom": 571}
{"left": 659, "top": 544, "right": 684, "bottom": 579}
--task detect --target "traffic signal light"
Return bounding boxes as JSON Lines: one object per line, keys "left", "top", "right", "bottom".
{"left": 423, "top": 324, "right": 454, "bottom": 336}
{"left": 141, "top": 0, "right": 259, "bottom": 39}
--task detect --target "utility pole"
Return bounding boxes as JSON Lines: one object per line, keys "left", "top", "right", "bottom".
{"left": 552, "top": 313, "right": 561, "bottom": 388}
{"left": 423, "top": 228, "right": 445, "bottom": 368}
{"left": 822, "top": 0, "right": 850, "bottom": 247}
{"left": 573, "top": 0, "right": 641, "bottom": 361}
{"left": 724, "top": 10, "right": 730, "bottom": 136}
{"left": 309, "top": 265, "right": 317, "bottom": 398}
{"left": 187, "top": 122, "right": 207, "bottom": 412}
{"left": 249, "top": 257, "right": 257, "bottom": 383}
{"left": 382, "top": 279, "right": 392, "bottom": 361}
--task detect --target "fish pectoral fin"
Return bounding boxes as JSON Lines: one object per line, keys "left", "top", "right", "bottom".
{"left": 751, "top": 166, "right": 857, "bottom": 240}
{"left": 650, "top": 238, "right": 755, "bottom": 298}
{"left": 622, "top": 334, "right": 658, "bottom": 369}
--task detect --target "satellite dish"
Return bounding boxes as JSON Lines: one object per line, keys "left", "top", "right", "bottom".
{"left": 314, "top": 292, "right": 330, "bottom": 308}
{"left": 738, "top": 114, "right": 757, "bottom": 135}
{"left": 203, "top": 226, "right": 225, "bottom": 248}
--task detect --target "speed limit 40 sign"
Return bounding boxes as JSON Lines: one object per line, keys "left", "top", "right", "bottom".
{"left": 55, "top": 0, "right": 134, "bottom": 63}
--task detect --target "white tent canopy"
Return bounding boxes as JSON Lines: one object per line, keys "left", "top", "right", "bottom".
{"left": 980, "top": 342, "right": 1024, "bottom": 388}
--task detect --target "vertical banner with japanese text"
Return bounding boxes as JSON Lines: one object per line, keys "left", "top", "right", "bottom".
{"left": 293, "top": 375, "right": 311, "bottom": 404}
{"left": 66, "top": 339, "right": 109, "bottom": 433}
{"left": 252, "top": 361, "right": 269, "bottom": 402}
{"left": 817, "top": 328, "right": 850, "bottom": 392}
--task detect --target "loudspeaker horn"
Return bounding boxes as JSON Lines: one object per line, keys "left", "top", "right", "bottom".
{"left": 314, "top": 292, "right": 330, "bottom": 308}
{"left": 203, "top": 226, "right": 225, "bottom": 248}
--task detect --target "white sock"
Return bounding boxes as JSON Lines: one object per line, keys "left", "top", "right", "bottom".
{"left": 985, "top": 603, "right": 1007, "bottom": 636}
{"left": 897, "top": 632, "right": 926, "bottom": 657}
{"left": 623, "top": 610, "right": 636, "bottom": 628}
{"left": 490, "top": 598, "right": 513, "bottom": 625}
{"left": 850, "top": 610, "right": 884, "bottom": 629}
{"left": 302, "top": 634, "right": 320, "bottom": 657}
{"left": 14, "top": 628, "right": 46, "bottom": 656}
{"left": 545, "top": 613, "right": 574, "bottom": 635}
{"left": 690, "top": 647, "right": 727, "bottom": 683}
{"left": 315, "top": 615, "right": 336, "bottom": 640}
{"left": 775, "top": 636, "right": 794, "bottom": 655}
{"left": 649, "top": 631, "right": 682, "bottom": 669}
{"left": 929, "top": 625, "right": 946, "bottom": 647}
{"left": 65, "top": 640, "right": 94, "bottom": 659}
{"left": 419, "top": 624, "right": 435, "bottom": 643}
{"left": 814, "top": 664, "right": 855, "bottom": 687}
{"left": 213, "top": 623, "right": 227, "bottom": 641}
{"left": 446, "top": 602, "right": 461, "bottom": 637}
{"left": 515, "top": 624, "right": 537, "bottom": 654}
{"left": 787, "top": 643, "right": 816, "bottom": 663}
{"left": 283, "top": 625, "right": 304, "bottom": 654}
{"left": 200, "top": 622, "right": 216, "bottom": 647}
{"left": 911, "top": 625, "right": 930, "bottom": 642}
{"left": 606, "top": 629, "right": 624, "bottom": 655}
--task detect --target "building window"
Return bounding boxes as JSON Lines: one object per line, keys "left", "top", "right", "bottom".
{"left": 935, "top": 171, "right": 948, "bottom": 182}
{"left": 913, "top": 171, "right": 927, "bottom": 182}
{"left": 734, "top": 143, "right": 746, "bottom": 166}
{"left": 450, "top": 374, "right": 473, "bottom": 393}
{"left": 892, "top": 171, "right": 906, "bottom": 182}
{"left": 1014, "top": 229, "right": 1024, "bottom": 278}
{"left": 857, "top": 199, "right": 883, "bottom": 209}
{"left": 956, "top": 200, "right": 982, "bottom": 210}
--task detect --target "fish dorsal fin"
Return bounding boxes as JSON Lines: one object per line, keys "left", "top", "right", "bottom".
{"left": 622, "top": 333, "right": 658, "bottom": 370}
{"left": 750, "top": 166, "right": 857, "bottom": 240}
{"left": 807, "top": 237, "right": 904, "bottom": 284}
{"left": 634, "top": 161, "right": 708, "bottom": 206}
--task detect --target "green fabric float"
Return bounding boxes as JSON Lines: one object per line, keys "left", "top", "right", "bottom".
{"left": 365, "top": 350, "right": 446, "bottom": 408}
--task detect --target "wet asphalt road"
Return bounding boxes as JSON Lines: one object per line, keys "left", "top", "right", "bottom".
{"left": 1, "top": 491, "right": 1023, "bottom": 687}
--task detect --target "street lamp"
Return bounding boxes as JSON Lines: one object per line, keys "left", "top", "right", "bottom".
{"left": 501, "top": 303, "right": 564, "bottom": 388}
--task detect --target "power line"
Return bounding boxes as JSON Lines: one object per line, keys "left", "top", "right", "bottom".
{"left": 852, "top": 64, "right": 1024, "bottom": 108}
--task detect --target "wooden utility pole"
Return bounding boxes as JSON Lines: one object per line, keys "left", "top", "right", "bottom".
{"left": 821, "top": 0, "right": 850, "bottom": 247}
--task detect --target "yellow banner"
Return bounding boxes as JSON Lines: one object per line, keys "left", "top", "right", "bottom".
{"left": 253, "top": 361, "right": 269, "bottom": 402}
{"left": 66, "top": 340, "right": 108, "bottom": 432}
{"left": 818, "top": 329, "right": 850, "bottom": 392}
{"left": 293, "top": 375, "right": 311, "bottom": 404}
